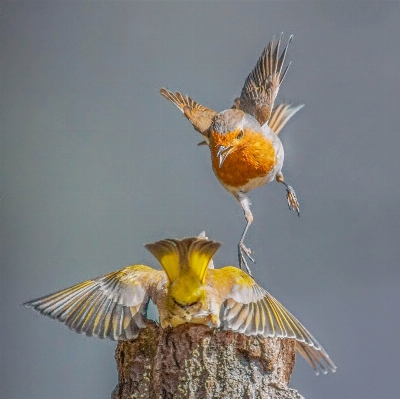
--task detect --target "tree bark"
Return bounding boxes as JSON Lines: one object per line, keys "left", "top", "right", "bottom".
{"left": 112, "top": 321, "right": 304, "bottom": 399}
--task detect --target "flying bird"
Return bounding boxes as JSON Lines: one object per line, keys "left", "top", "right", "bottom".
{"left": 160, "top": 34, "right": 303, "bottom": 273}
{"left": 25, "top": 235, "right": 336, "bottom": 375}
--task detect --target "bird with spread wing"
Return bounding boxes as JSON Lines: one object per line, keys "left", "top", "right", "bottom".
{"left": 160, "top": 34, "right": 303, "bottom": 274}
{"left": 25, "top": 235, "right": 336, "bottom": 375}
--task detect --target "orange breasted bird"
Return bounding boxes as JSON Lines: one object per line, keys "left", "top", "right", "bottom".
{"left": 25, "top": 235, "right": 336, "bottom": 375}
{"left": 160, "top": 34, "right": 303, "bottom": 273}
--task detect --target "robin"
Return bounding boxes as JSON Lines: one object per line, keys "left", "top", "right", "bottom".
{"left": 25, "top": 234, "right": 336, "bottom": 375}
{"left": 160, "top": 34, "right": 303, "bottom": 274}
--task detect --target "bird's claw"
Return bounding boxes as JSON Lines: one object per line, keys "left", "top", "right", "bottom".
{"left": 286, "top": 185, "right": 300, "bottom": 217}
{"left": 238, "top": 243, "right": 255, "bottom": 275}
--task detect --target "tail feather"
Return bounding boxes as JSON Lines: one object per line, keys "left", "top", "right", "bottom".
{"left": 268, "top": 103, "right": 304, "bottom": 134}
{"left": 296, "top": 341, "right": 337, "bottom": 375}
{"left": 145, "top": 237, "right": 221, "bottom": 284}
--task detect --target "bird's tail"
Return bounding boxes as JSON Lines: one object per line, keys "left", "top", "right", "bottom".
{"left": 145, "top": 237, "right": 221, "bottom": 284}
{"left": 268, "top": 103, "right": 304, "bottom": 135}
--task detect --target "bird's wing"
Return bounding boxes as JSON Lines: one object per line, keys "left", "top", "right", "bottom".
{"left": 25, "top": 265, "right": 165, "bottom": 341}
{"left": 160, "top": 88, "right": 217, "bottom": 141}
{"left": 213, "top": 266, "right": 336, "bottom": 375}
{"left": 236, "top": 34, "right": 293, "bottom": 126}
{"left": 268, "top": 103, "right": 304, "bottom": 135}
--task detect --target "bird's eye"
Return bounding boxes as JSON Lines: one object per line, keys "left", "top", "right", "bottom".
{"left": 236, "top": 130, "right": 244, "bottom": 140}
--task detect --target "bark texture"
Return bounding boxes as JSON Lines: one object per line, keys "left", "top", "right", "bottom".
{"left": 112, "top": 321, "right": 304, "bottom": 399}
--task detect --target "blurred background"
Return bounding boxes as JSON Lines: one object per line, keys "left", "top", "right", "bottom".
{"left": 2, "top": 1, "right": 399, "bottom": 398}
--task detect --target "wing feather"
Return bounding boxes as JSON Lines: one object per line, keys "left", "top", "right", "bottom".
{"left": 37, "top": 282, "right": 93, "bottom": 318}
{"left": 25, "top": 265, "right": 164, "bottom": 341}
{"left": 214, "top": 266, "right": 336, "bottom": 374}
{"left": 58, "top": 284, "right": 100, "bottom": 323}
{"left": 160, "top": 87, "right": 217, "bottom": 139}
{"left": 237, "top": 34, "right": 293, "bottom": 126}
{"left": 229, "top": 303, "right": 249, "bottom": 331}
{"left": 268, "top": 103, "right": 304, "bottom": 134}
{"left": 81, "top": 293, "right": 108, "bottom": 335}
{"left": 68, "top": 289, "right": 104, "bottom": 331}
{"left": 295, "top": 341, "right": 333, "bottom": 375}
{"left": 240, "top": 302, "right": 255, "bottom": 334}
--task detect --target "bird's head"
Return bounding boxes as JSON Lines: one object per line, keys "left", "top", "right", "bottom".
{"left": 210, "top": 109, "right": 263, "bottom": 167}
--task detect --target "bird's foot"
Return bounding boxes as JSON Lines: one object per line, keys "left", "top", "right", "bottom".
{"left": 286, "top": 185, "right": 300, "bottom": 216}
{"left": 238, "top": 242, "right": 255, "bottom": 275}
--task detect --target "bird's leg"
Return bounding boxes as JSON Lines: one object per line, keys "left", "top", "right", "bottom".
{"left": 237, "top": 192, "right": 255, "bottom": 275}
{"left": 276, "top": 173, "right": 300, "bottom": 216}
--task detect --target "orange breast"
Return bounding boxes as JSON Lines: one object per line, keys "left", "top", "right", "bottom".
{"left": 211, "top": 133, "right": 276, "bottom": 189}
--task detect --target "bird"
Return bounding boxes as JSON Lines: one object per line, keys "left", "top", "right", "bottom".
{"left": 25, "top": 234, "right": 336, "bottom": 375}
{"left": 160, "top": 34, "right": 303, "bottom": 274}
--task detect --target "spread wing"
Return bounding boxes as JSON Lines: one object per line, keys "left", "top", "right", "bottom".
{"left": 160, "top": 88, "right": 217, "bottom": 142}
{"left": 237, "top": 34, "right": 293, "bottom": 126}
{"left": 214, "top": 266, "right": 336, "bottom": 375}
{"left": 25, "top": 265, "right": 165, "bottom": 341}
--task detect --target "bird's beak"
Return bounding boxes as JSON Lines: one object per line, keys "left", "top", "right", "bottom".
{"left": 216, "top": 145, "right": 233, "bottom": 168}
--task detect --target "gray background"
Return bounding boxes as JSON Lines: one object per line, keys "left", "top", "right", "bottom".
{"left": 2, "top": 1, "right": 399, "bottom": 398}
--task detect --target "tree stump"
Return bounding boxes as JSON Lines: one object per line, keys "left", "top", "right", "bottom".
{"left": 112, "top": 321, "right": 304, "bottom": 399}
